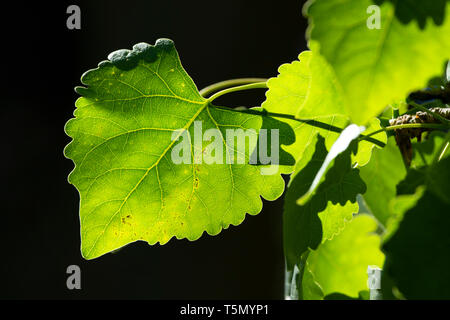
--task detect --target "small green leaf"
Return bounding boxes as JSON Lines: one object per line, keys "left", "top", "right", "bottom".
{"left": 64, "top": 39, "right": 286, "bottom": 259}
{"left": 283, "top": 135, "right": 366, "bottom": 270}
{"left": 296, "top": 123, "right": 365, "bottom": 205}
{"left": 305, "top": 0, "right": 450, "bottom": 125}
{"left": 301, "top": 265, "right": 324, "bottom": 300}
{"left": 304, "top": 214, "right": 385, "bottom": 299}
{"left": 357, "top": 117, "right": 388, "bottom": 166}
{"left": 359, "top": 136, "right": 407, "bottom": 225}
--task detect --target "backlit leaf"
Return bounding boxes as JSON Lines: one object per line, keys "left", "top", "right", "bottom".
{"left": 305, "top": 0, "right": 450, "bottom": 124}
{"left": 304, "top": 214, "right": 385, "bottom": 299}
{"left": 262, "top": 50, "right": 386, "bottom": 167}
{"left": 283, "top": 135, "right": 366, "bottom": 270}
{"left": 64, "top": 39, "right": 286, "bottom": 259}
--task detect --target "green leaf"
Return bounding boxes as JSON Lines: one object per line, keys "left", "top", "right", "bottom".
{"left": 383, "top": 190, "right": 450, "bottom": 299}
{"left": 64, "top": 39, "right": 285, "bottom": 259}
{"left": 253, "top": 107, "right": 297, "bottom": 172}
{"left": 357, "top": 117, "right": 389, "bottom": 166}
{"left": 262, "top": 51, "right": 347, "bottom": 165}
{"left": 304, "top": 214, "right": 385, "bottom": 299}
{"left": 359, "top": 136, "right": 407, "bottom": 225}
{"left": 304, "top": 0, "right": 450, "bottom": 125}
{"left": 283, "top": 134, "right": 366, "bottom": 270}
{"left": 300, "top": 266, "right": 324, "bottom": 300}
{"left": 262, "top": 50, "right": 386, "bottom": 167}
{"left": 296, "top": 123, "right": 365, "bottom": 205}
{"left": 383, "top": 186, "right": 425, "bottom": 242}
{"left": 264, "top": 51, "right": 347, "bottom": 119}
{"left": 382, "top": 155, "right": 450, "bottom": 299}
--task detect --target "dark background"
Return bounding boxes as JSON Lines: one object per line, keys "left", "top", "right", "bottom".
{"left": 1, "top": 0, "right": 308, "bottom": 299}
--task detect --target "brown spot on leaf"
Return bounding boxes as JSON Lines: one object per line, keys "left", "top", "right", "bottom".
{"left": 193, "top": 177, "right": 199, "bottom": 189}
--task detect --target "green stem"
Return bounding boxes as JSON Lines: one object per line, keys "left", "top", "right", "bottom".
{"left": 200, "top": 78, "right": 268, "bottom": 98}
{"left": 213, "top": 106, "right": 387, "bottom": 148}
{"left": 362, "top": 123, "right": 448, "bottom": 139}
{"left": 409, "top": 101, "right": 450, "bottom": 126}
{"left": 206, "top": 82, "right": 268, "bottom": 103}
{"left": 213, "top": 107, "right": 345, "bottom": 133}
{"left": 217, "top": 106, "right": 448, "bottom": 148}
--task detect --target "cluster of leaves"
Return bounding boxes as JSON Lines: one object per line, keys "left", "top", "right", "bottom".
{"left": 64, "top": 0, "right": 450, "bottom": 299}
{"left": 278, "top": 0, "right": 450, "bottom": 299}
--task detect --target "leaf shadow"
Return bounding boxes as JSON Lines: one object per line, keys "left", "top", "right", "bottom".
{"left": 374, "top": 0, "right": 449, "bottom": 29}
{"left": 250, "top": 112, "right": 297, "bottom": 167}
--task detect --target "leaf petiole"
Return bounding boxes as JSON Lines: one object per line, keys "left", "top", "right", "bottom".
{"left": 206, "top": 82, "right": 268, "bottom": 103}
{"left": 362, "top": 123, "right": 449, "bottom": 139}
{"left": 200, "top": 78, "right": 268, "bottom": 98}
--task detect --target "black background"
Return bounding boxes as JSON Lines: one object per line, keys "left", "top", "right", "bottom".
{"left": 1, "top": 0, "right": 308, "bottom": 299}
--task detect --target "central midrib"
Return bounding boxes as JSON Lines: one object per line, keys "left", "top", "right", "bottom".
{"left": 85, "top": 100, "right": 209, "bottom": 257}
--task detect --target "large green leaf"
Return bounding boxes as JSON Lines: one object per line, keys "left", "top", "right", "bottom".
{"left": 305, "top": 0, "right": 450, "bottom": 125}
{"left": 64, "top": 39, "right": 285, "bottom": 259}
{"left": 283, "top": 135, "right": 366, "bottom": 270}
{"left": 303, "top": 214, "right": 385, "bottom": 299}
